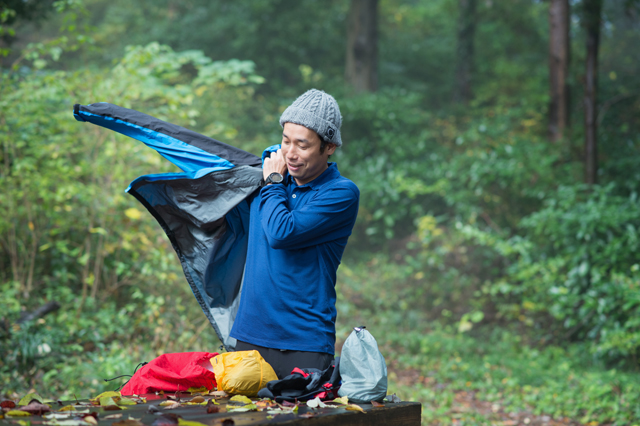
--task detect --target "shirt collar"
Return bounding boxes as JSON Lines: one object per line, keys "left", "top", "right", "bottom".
{"left": 286, "top": 162, "right": 340, "bottom": 190}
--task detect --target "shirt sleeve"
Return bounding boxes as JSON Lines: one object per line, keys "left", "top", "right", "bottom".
{"left": 258, "top": 183, "right": 359, "bottom": 250}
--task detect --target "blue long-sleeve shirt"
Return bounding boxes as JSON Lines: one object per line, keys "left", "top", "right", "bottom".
{"left": 230, "top": 162, "right": 359, "bottom": 354}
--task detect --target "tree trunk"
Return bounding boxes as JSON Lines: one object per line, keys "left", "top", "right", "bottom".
{"left": 548, "top": 0, "right": 570, "bottom": 142}
{"left": 453, "top": 0, "right": 477, "bottom": 104}
{"left": 345, "top": 0, "right": 378, "bottom": 93}
{"left": 583, "top": 0, "right": 603, "bottom": 185}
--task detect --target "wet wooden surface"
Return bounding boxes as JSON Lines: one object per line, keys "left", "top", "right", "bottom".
{"left": 0, "top": 393, "right": 422, "bottom": 426}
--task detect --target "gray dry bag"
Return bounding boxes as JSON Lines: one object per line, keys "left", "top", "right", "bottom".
{"left": 338, "top": 326, "right": 388, "bottom": 403}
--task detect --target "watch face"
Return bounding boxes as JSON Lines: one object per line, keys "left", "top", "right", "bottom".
{"left": 269, "top": 172, "right": 284, "bottom": 183}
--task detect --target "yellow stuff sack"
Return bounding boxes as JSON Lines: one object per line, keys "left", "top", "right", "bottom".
{"left": 210, "top": 350, "right": 277, "bottom": 396}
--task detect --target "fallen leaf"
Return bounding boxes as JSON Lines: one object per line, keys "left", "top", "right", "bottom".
{"left": 43, "top": 419, "right": 92, "bottom": 426}
{"left": 18, "top": 393, "right": 44, "bottom": 406}
{"left": 117, "top": 398, "right": 137, "bottom": 406}
{"left": 206, "top": 405, "right": 220, "bottom": 414}
{"left": 209, "top": 391, "right": 228, "bottom": 399}
{"left": 255, "top": 400, "right": 276, "bottom": 410}
{"left": 147, "top": 405, "right": 160, "bottom": 414}
{"left": 6, "top": 410, "right": 32, "bottom": 417}
{"left": 161, "top": 401, "right": 181, "bottom": 410}
{"left": 1, "top": 400, "right": 16, "bottom": 409}
{"left": 281, "top": 401, "right": 297, "bottom": 407}
{"left": 190, "top": 396, "right": 205, "bottom": 404}
{"left": 84, "top": 416, "right": 98, "bottom": 425}
{"left": 18, "top": 401, "right": 51, "bottom": 415}
{"left": 331, "top": 396, "right": 349, "bottom": 405}
{"left": 345, "top": 404, "right": 365, "bottom": 413}
{"left": 103, "top": 414, "right": 123, "bottom": 420}
{"left": 100, "top": 397, "right": 118, "bottom": 407}
{"left": 371, "top": 401, "right": 385, "bottom": 408}
{"left": 306, "top": 397, "right": 327, "bottom": 409}
{"left": 228, "top": 395, "right": 252, "bottom": 405}
{"left": 92, "top": 392, "right": 121, "bottom": 403}
{"left": 221, "top": 419, "right": 234, "bottom": 426}
{"left": 45, "top": 413, "right": 73, "bottom": 419}
{"left": 187, "top": 387, "right": 208, "bottom": 395}
{"left": 226, "top": 404, "right": 257, "bottom": 412}
{"left": 59, "top": 405, "right": 78, "bottom": 412}
{"left": 103, "top": 405, "right": 124, "bottom": 411}
{"left": 57, "top": 408, "right": 90, "bottom": 415}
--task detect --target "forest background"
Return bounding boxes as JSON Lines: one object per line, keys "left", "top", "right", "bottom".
{"left": 1, "top": 0, "right": 640, "bottom": 424}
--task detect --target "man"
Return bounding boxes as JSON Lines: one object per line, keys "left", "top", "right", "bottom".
{"left": 229, "top": 89, "right": 360, "bottom": 378}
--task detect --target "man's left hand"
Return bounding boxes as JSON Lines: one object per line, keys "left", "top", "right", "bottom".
{"left": 263, "top": 149, "right": 287, "bottom": 181}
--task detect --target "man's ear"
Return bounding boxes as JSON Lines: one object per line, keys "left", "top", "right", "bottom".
{"left": 326, "top": 143, "right": 337, "bottom": 156}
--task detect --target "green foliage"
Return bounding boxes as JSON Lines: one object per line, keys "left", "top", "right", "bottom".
{"left": 338, "top": 89, "right": 438, "bottom": 242}
{"left": 337, "top": 259, "right": 640, "bottom": 425}
{"left": 0, "top": 42, "right": 263, "bottom": 396}
{"left": 507, "top": 184, "right": 640, "bottom": 359}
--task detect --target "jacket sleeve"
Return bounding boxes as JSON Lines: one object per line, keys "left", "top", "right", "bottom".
{"left": 258, "top": 183, "right": 359, "bottom": 250}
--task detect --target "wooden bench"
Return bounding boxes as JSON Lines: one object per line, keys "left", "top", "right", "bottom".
{"left": 0, "top": 393, "right": 422, "bottom": 426}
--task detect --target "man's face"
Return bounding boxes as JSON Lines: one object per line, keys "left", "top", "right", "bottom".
{"left": 281, "top": 122, "right": 336, "bottom": 186}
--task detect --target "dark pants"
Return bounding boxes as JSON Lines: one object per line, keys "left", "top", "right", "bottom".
{"left": 235, "top": 340, "right": 334, "bottom": 379}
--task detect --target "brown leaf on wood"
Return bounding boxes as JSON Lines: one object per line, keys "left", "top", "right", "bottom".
{"left": 190, "top": 396, "right": 205, "bottom": 404}
{"left": 161, "top": 401, "right": 181, "bottom": 410}
{"left": 345, "top": 404, "right": 365, "bottom": 413}
{"left": 1, "top": 401, "right": 16, "bottom": 410}
{"left": 18, "top": 401, "right": 51, "bottom": 415}
{"left": 206, "top": 405, "right": 220, "bottom": 414}
{"left": 103, "top": 405, "right": 123, "bottom": 411}
{"left": 255, "top": 400, "right": 276, "bottom": 410}
{"left": 371, "top": 401, "right": 385, "bottom": 408}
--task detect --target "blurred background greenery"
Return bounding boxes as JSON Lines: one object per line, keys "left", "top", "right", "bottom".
{"left": 1, "top": 0, "right": 640, "bottom": 423}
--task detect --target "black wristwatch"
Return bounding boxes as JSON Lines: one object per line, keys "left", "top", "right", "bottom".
{"left": 265, "top": 172, "right": 284, "bottom": 185}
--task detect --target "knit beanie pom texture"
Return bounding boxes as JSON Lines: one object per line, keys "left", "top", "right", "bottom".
{"left": 279, "top": 89, "right": 343, "bottom": 147}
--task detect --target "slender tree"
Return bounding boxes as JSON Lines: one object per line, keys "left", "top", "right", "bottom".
{"left": 453, "top": 0, "right": 477, "bottom": 104}
{"left": 345, "top": 0, "right": 378, "bottom": 93}
{"left": 583, "top": 0, "right": 603, "bottom": 185}
{"left": 548, "top": 0, "right": 570, "bottom": 142}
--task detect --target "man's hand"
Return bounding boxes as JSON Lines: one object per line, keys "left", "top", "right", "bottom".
{"left": 263, "top": 149, "right": 287, "bottom": 181}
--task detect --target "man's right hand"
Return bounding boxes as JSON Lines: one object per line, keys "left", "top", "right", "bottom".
{"left": 263, "top": 149, "right": 287, "bottom": 181}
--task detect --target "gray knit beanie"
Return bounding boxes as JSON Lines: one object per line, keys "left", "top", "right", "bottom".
{"left": 279, "top": 89, "right": 343, "bottom": 147}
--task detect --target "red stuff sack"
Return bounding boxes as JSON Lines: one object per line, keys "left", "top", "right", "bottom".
{"left": 121, "top": 352, "right": 218, "bottom": 396}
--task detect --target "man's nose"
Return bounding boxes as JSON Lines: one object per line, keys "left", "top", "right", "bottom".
{"left": 285, "top": 147, "right": 298, "bottom": 159}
